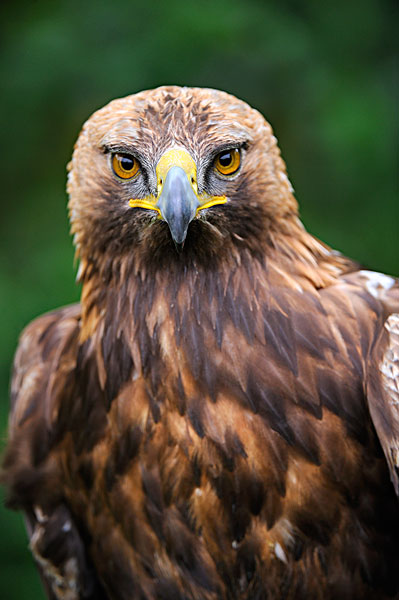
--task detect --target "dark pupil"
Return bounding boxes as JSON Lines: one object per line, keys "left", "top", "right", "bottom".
{"left": 121, "top": 156, "right": 134, "bottom": 171}
{"left": 218, "top": 151, "right": 233, "bottom": 167}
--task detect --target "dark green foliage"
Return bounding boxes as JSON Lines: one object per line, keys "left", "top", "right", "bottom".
{"left": 0, "top": 1, "right": 397, "bottom": 598}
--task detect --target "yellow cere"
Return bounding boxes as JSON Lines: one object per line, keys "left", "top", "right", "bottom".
{"left": 156, "top": 148, "right": 198, "bottom": 194}
{"left": 128, "top": 148, "right": 227, "bottom": 215}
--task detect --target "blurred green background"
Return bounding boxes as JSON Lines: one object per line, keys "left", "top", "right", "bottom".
{"left": 0, "top": 0, "right": 397, "bottom": 598}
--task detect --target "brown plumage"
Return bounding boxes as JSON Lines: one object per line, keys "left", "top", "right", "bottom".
{"left": 2, "top": 86, "right": 398, "bottom": 600}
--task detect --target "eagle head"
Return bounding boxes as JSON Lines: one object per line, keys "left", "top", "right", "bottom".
{"left": 67, "top": 86, "right": 298, "bottom": 269}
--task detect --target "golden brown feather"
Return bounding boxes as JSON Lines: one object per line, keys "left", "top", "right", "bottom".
{"left": 2, "top": 86, "right": 398, "bottom": 600}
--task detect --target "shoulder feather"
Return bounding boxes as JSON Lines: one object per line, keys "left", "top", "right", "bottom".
{"left": 358, "top": 271, "right": 399, "bottom": 495}
{"left": 367, "top": 311, "right": 399, "bottom": 495}
{"left": 9, "top": 304, "right": 81, "bottom": 435}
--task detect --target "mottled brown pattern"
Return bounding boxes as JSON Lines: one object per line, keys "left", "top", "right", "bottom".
{"left": 2, "top": 86, "right": 398, "bottom": 600}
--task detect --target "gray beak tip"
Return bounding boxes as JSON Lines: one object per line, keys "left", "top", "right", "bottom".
{"left": 173, "top": 240, "right": 185, "bottom": 253}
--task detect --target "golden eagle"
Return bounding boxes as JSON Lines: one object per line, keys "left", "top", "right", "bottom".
{"left": 2, "top": 86, "right": 398, "bottom": 599}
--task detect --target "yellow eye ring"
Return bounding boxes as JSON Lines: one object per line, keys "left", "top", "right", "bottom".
{"left": 112, "top": 153, "right": 140, "bottom": 179}
{"left": 214, "top": 148, "right": 241, "bottom": 175}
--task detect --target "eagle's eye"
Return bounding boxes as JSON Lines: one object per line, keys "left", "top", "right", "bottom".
{"left": 214, "top": 148, "right": 241, "bottom": 175}
{"left": 112, "top": 153, "right": 140, "bottom": 179}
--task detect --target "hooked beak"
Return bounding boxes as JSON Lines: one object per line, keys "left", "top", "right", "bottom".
{"left": 128, "top": 148, "right": 227, "bottom": 247}
{"left": 156, "top": 166, "right": 199, "bottom": 246}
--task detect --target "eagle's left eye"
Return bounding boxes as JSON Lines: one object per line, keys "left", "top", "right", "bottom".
{"left": 214, "top": 148, "right": 241, "bottom": 175}
{"left": 112, "top": 153, "right": 140, "bottom": 179}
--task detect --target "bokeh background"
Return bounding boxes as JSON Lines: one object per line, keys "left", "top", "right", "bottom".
{"left": 0, "top": 0, "right": 397, "bottom": 598}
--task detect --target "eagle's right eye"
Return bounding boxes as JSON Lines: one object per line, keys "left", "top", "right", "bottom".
{"left": 112, "top": 153, "right": 140, "bottom": 179}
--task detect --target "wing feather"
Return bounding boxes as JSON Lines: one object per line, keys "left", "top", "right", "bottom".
{"left": 3, "top": 304, "right": 108, "bottom": 599}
